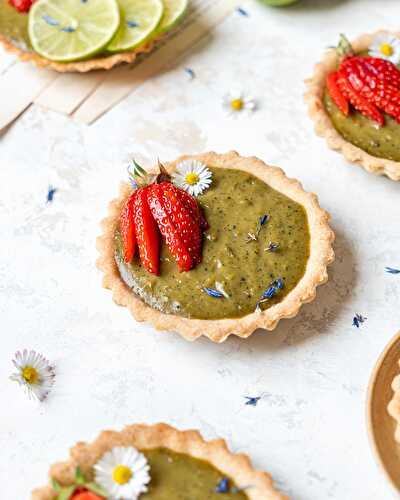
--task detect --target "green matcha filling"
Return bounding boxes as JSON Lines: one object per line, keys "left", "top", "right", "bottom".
{"left": 142, "top": 448, "right": 248, "bottom": 499}
{"left": 0, "top": 0, "right": 31, "bottom": 49}
{"left": 115, "top": 167, "right": 310, "bottom": 320}
{"left": 323, "top": 55, "right": 400, "bottom": 162}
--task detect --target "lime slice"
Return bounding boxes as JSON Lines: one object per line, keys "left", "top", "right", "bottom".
{"left": 158, "top": 0, "right": 188, "bottom": 34}
{"left": 28, "top": 0, "right": 120, "bottom": 62}
{"left": 107, "top": 0, "right": 164, "bottom": 53}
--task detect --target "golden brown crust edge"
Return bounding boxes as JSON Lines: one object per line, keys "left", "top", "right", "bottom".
{"left": 31, "top": 423, "right": 287, "bottom": 500}
{"left": 0, "top": 33, "right": 162, "bottom": 73}
{"left": 387, "top": 361, "right": 400, "bottom": 443}
{"left": 96, "top": 151, "right": 335, "bottom": 343}
{"left": 304, "top": 30, "right": 400, "bottom": 181}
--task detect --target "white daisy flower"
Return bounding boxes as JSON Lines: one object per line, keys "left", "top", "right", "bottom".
{"left": 9, "top": 349, "right": 55, "bottom": 402}
{"left": 94, "top": 446, "right": 151, "bottom": 500}
{"left": 222, "top": 89, "right": 257, "bottom": 116}
{"left": 172, "top": 160, "right": 213, "bottom": 196}
{"left": 369, "top": 34, "right": 400, "bottom": 65}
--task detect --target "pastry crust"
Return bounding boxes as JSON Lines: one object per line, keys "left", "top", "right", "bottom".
{"left": 31, "top": 423, "right": 287, "bottom": 500}
{"left": 388, "top": 360, "right": 400, "bottom": 443}
{"left": 96, "top": 151, "right": 335, "bottom": 343}
{"left": 304, "top": 30, "right": 400, "bottom": 181}
{"left": 0, "top": 33, "right": 163, "bottom": 73}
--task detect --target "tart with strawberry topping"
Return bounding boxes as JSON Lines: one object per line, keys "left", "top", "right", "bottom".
{"left": 97, "top": 151, "right": 334, "bottom": 342}
{"left": 31, "top": 423, "right": 286, "bottom": 500}
{"left": 305, "top": 31, "right": 400, "bottom": 180}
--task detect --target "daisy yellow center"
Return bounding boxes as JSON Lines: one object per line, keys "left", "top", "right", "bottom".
{"left": 113, "top": 465, "right": 132, "bottom": 485}
{"left": 230, "top": 98, "right": 243, "bottom": 111}
{"left": 185, "top": 172, "right": 200, "bottom": 186}
{"left": 380, "top": 43, "right": 394, "bottom": 56}
{"left": 22, "top": 366, "right": 39, "bottom": 385}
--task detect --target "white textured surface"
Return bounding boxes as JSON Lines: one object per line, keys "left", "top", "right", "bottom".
{"left": 1, "top": 0, "right": 400, "bottom": 499}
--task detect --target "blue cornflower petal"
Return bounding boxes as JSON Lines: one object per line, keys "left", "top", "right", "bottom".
{"left": 46, "top": 186, "right": 57, "bottom": 203}
{"left": 216, "top": 478, "right": 230, "bottom": 493}
{"left": 261, "top": 286, "right": 276, "bottom": 300}
{"left": 61, "top": 26, "right": 75, "bottom": 33}
{"left": 386, "top": 267, "right": 400, "bottom": 274}
{"left": 275, "top": 278, "right": 284, "bottom": 290}
{"left": 42, "top": 15, "right": 58, "bottom": 26}
{"left": 203, "top": 287, "right": 224, "bottom": 298}
{"left": 244, "top": 396, "right": 261, "bottom": 406}
{"left": 184, "top": 67, "right": 195, "bottom": 79}
{"left": 236, "top": 6, "right": 249, "bottom": 16}
{"left": 353, "top": 314, "right": 366, "bottom": 328}
{"left": 259, "top": 214, "right": 269, "bottom": 226}
{"left": 127, "top": 20, "right": 140, "bottom": 28}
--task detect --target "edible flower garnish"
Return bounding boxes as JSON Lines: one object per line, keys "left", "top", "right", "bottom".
{"left": 244, "top": 396, "right": 261, "bottom": 406}
{"left": 203, "top": 287, "right": 225, "bottom": 298}
{"left": 265, "top": 241, "right": 280, "bottom": 252}
{"left": 236, "top": 6, "right": 249, "bottom": 16}
{"left": 94, "top": 446, "right": 150, "bottom": 500}
{"left": 222, "top": 90, "right": 257, "bottom": 116}
{"left": 385, "top": 267, "right": 400, "bottom": 274}
{"left": 256, "top": 278, "right": 284, "bottom": 312}
{"left": 127, "top": 159, "right": 153, "bottom": 189}
{"left": 172, "top": 160, "right": 212, "bottom": 196}
{"left": 216, "top": 478, "right": 230, "bottom": 493}
{"left": 353, "top": 313, "right": 367, "bottom": 328}
{"left": 246, "top": 214, "right": 269, "bottom": 243}
{"left": 369, "top": 34, "right": 400, "bottom": 65}
{"left": 51, "top": 466, "right": 107, "bottom": 499}
{"left": 9, "top": 349, "right": 55, "bottom": 402}
{"left": 184, "top": 67, "right": 196, "bottom": 79}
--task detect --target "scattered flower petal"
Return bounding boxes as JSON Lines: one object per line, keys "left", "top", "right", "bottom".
{"left": 222, "top": 90, "right": 257, "bottom": 116}
{"left": 94, "top": 446, "right": 150, "bottom": 500}
{"left": 46, "top": 185, "right": 57, "bottom": 203}
{"left": 42, "top": 14, "right": 58, "bottom": 26}
{"left": 127, "top": 20, "right": 140, "bottom": 28}
{"left": 216, "top": 478, "right": 230, "bottom": 493}
{"left": 369, "top": 34, "right": 400, "bottom": 64}
{"left": 202, "top": 287, "right": 225, "bottom": 298}
{"left": 265, "top": 241, "right": 280, "bottom": 252}
{"left": 236, "top": 6, "right": 249, "bottom": 16}
{"left": 244, "top": 396, "right": 261, "bottom": 406}
{"left": 385, "top": 267, "right": 400, "bottom": 274}
{"left": 172, "top": 160, "right": 212, "bottom": 196}
{"left": 184, "top": 67, "right": 195, "bottom": 79}
{"left": 353, "top": 313, "right": 367, "bottom": 328}
{"left": 9, "top": 349, "right": 55, "bottom": 402}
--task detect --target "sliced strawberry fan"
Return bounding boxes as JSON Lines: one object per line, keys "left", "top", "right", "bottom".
{"left": 120, "top": 161, "right": 208, "bottom": 275}
{"left": 326, "top": 34, "right": 400, "bottom": 125}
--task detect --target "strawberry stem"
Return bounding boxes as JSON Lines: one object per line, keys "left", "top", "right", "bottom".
{"left": 128, "top": 159, "right": 151, "bottom": 188}
{"left": 156, "top": 160, "right": 172, "bottom": 184}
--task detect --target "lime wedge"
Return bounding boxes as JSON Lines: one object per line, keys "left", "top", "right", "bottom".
{"left": 107, "top": 0, "right": 164, "bottom": 53}
{"left": 28, "top": 0, "right": 120, "bottom": 62}
{"left": 158, "top": 0, "right": 188, "bottom": 34}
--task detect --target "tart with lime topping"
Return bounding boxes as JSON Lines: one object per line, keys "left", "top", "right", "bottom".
{"left": 97, "top": 151, "right": 334, "bottom": 342}
{"left": 31, "top": 423, "right": 286, "bottom": 500}
{"left": 305, "top": 31, "right": 400, "bottom": 181}
{"left": 0, "top": 0, "right": 187, "bottom": 72}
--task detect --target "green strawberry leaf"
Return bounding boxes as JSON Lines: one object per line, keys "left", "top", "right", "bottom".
{"left": 57, "top": 485, "right": 76, "bottom": 500}
{"left": 51, "top": 479, "right": 62, "bottom": 492}
{"left": 75, "top": 466, "right": 86, "bottom": 484}
{"left": 86, "top": 482, "right": 108, "bottom": 496}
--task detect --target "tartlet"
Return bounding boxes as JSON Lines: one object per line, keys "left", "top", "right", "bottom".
{"left": 96, "top": 151, "right": 335, "bottom": 343}
{"left": 31, "top": 423, "right": 286, "bottom": 500}
{"left": 388, "top": 360, "right": 400, "bottom": 443}
{"left": 305, "top": 30, "right": 400, "bottom": 181}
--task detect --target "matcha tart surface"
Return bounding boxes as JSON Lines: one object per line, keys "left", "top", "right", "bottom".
{"left": 305, "top": 30, "right": 400, "bottom": 181}
{"left": 96, "top": 151, "right": 334, "bottom": 343}
{"left": 31, "top": 423, "right": 286, "bottom": 500}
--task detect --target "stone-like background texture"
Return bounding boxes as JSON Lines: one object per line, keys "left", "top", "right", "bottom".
{"left": 1, "top": 0, "right": 400, "bottom": 498}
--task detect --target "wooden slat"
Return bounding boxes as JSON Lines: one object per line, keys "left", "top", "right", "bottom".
{"left": 35, "top": 71, "right": 106, "bottom": 115}
{"left": 0, "top": 63, "right": 56, "bottom": 131}
{"left": 73, "top": 0, "right": 238, "bottom": 124}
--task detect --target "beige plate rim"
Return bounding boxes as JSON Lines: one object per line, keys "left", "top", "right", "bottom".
{"left": 367, "top": 330, "right": 400, "bottom": 493}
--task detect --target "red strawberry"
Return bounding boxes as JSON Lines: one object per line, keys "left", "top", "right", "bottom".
{"left": 158, "top": 182, "right": 203, "bottom": 264}
{"left": 8, "top": 0, "right": 34, "bottom": 12}
{"left": 120, "top": 192, "right": 137, "bottom": 263}
{"left": 176, "top": 188, "right": 209, "bottom": 231}
{"left": 336, "top": 71, "right": 384, "bottom": 125}
{"left": 364, "top": 57, "right": 400, "bottom": 89}
{"left": 326, "top": 72, "right": 349, "bottom": 116}
{"left": 147, "top": 184, "right": 194, "bottom": 272}
{"left": 133, "top": 188, "right": 160, "bottom": 275}
{"left": 72, "top": 491, "right": 104, "bottom": 500}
